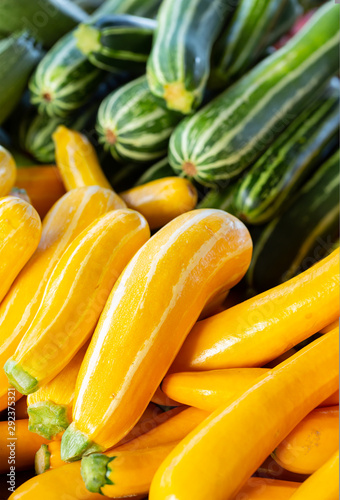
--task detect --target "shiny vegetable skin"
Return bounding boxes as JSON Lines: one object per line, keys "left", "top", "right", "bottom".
{"left": 0, "top": 187, "right": 124, "bottom": 412}
{"left": 149, "top": 330, "right": 339, "bottom": 500}
{"left": 162, "top": 368, "right": 268, "bottom": 412}
{"left": 0, "top": 197, "right": 41, "bottom": 305}
{"left": 290, "top": 450, "right": 339, "bottom": 500}
{"left": 0, "top": 145, "right": 16, "bottom": 196}
{"left": 234, "top": 477, "right": 300, "bottom": 499}
{"left": 0, "top": 419, "right": 48, "bottom": 474}
{"left": 273, "top": 406, "right": 339, "bottom": 474}
{"left": 16, "top": 166, "right": 66, "bottom": 219}
{"left": 169, "top": 3, "right": 340, "bottom": 185}
{"left": 5, "top": 209, "right": 150, "bottom": 395}
{"left": 173, "top": 250, "right": 340, "bottom": 372}
{"left": 53, "top": 126, "right": 112, "bottom": 190}
{"left": 27, "top": 344, "right": 89, "bottom": 439}
{"left": 61, "top": 209, "right": 252, "bottom": 459}
{"left": 147, "top": 0, "right": 229, "bottom": 114}
{"left": 121, "top": 177, "right": 198, "bottom": 229}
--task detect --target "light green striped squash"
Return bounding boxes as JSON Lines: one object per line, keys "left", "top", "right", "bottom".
{"left": 233, "top": 80, "right": 340, "bottom": 224}
{"left": 211, "top": 0, "right": 289, "bottom": 87}
{"left": 29, "top": 0, "right": 161, "bottom": 118}
{"left": 97, "top": 76, "right": 182, "bottom": 163}
{"left": 0, "top": 33, "right": 42, "bottom": 126}
{"left": 147, "top": 0, "right": 231, "bottom": 114}
{"left": 169, "top": 3, "right": 340, "bottom": 186}
{"left": 247, "top": 149, "right": 340, "bottom": 292}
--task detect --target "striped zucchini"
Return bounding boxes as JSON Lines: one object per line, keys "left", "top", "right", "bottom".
{"left": 233, "top": 80, "right": 340, "bottom": 224}
{"left": 29, "top": 0, "right": 161, "bottom": 118}
{"left": 0, "top": 33, "right": 42, "bottom": 126}
{"left": 135, "top": 158, "right": 174, "bottom": 185}
{"left": 74, "top": 15, "right": 156, "bottom": 73}
{"left": 147, "top": 0, "right": 230, "bottom": 114}
{"left": 261, "top": 0, "right": 302, "bottom": 50}
{"left": 198, "top": 182, "right": 237, "bottom": 212}
{"left": 169, "top": 3, "right": 340, "bottom": 185}
{"left": 211, "top": 0, "right": 289, "bottom": 87}
{"left": 0, "top": 0, "right": 88, "bottom": 48}
{"left": 248, "top": 149, "right": 340, "bottom": 292}
{"left": 97, "top": 76, "right": 182, "bottom": 163}
{"left": 92, "top": 0, "right": 162, "bottom": 19}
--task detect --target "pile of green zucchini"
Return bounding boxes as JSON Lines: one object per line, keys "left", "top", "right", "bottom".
{"left": 0, "top": 0, "right": 339, "bottom": 293}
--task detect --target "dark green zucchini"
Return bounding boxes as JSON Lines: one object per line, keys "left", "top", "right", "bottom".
{"left": 0, "top": 0, "right": 88, "bottom": 48}
{"left": 135, "top": 158, "right": 174, "bottom": 186}
{"left": 29, "top": 0, "right": 161, "bottom": 118}
{"left": 147, "top": 0, "right": 230, "bottom": 114}
{"left": 0, "top": 33, "right": 42, "bottom": 126}
{"left": 197, "top": 182, "right": 237, "bottom": 212}
{"left": 74, "top": 15, "right": 156, "bottom": 73}
{"left": 247, "top": 150, "right": 340, "bottom": 292}
{"left": 169, "top": 3, "right": 340, "bottom": 186}
{"left": 72, "top": 0, "right": 104, "bottom": 14}
{"left": 211, "top": 0, "right": 289, "bottom": 87}
{"left": 259, "top": 0, "right": 303, "bottom": 51}
{"left": 233, "top": 80, "right": 340, "bottom": 224}
{"left": 97, "top": 76, "right": 182, "bottom": 163}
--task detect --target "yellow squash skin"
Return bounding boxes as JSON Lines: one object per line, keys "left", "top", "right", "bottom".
{"left": 62, "top": 209, "right": 252, "bottom": 459}
{"left": 0, "top": 145, "right": 16, "bottom": 196}
{"left": 173, "top": 249, "right": 340, "bottom": 371}
{"left": 120, "top": 177, "right": 198, "bottom": 230}
{"left": 0, "top": 187, "right": 126, "bottom": 411}
{"left": 273, "top": 406, "right": 339, "bottom": 475}
{"left": 162, "top": 368, "right": 268, "bottom": 412}
{"left": 5, "top": 209, "right": 150, "bottom": 395}
{"left": 53, "top": 126, "right": 112, "bottom": 191}
{"left": 234, "top": 478, "right": 300, "bottom": 499}
{"left": 149, "top": 329, "right": 339, "bottom": 500}
{"left": 0, "top": 197, "right": 41, "bottom": 304}
{"left": 289, "top": 451, "right": 339, "bottom": 500}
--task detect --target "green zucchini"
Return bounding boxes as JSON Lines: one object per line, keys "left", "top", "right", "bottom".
{"left": 72, "top": 0, "right": 104, "bottom": 14}
{"left": 147, "top": 0, "right": 230, "bottom": 114}
{"left": 0, "top": 0, "right": 88, "bottom": 48}
{"left": 247, "top": 149, "right": 340, "bottom": 292}
{"left": 169, "top": 3, "right": 340, "bottom": 186}
{"left": 29, "top": 0, "right": 161, "bottom": 118}
{"left": 97, "top": 76, "right": 182, "bottom": 163}
{"left": 233, "top": 80, "right": 340, "bottom": 224}
{"left": 211, "top": 0, "right": 289, "bottom": 87}
{"left": 74, "top": 15, "right": 156, "bottom": 74}
{"left": 92, "top": 0, "right": 162, "bottom": 19}
{"left": 135, "top": 158, "right": 173, "bottom": 185}
{"left": 0, "top": 33, "right": 42, "bottom": 126}
{"left": 197, "top": 182, "right": 237, "bottom": 212}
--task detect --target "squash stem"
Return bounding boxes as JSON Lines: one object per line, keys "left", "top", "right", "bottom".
{"left": 28, "top": 401, "right": 71, "bottom": 440}
{"left": 74, "top": 23, "right": 102, "bottom": 56}
{"left": 4, "top": 359, "right": 38, "bottom": 395}
{"left": 81, "top": 453, "right": 114, "bottom": 493}
{"left": 61, "top": 422, "right": 103, "bottom": 462}
{"left": 164, "top": 82, "right": 195, "bottom": 114}
{"left": 35, "top": 444, "right": 51, "bottom": 475}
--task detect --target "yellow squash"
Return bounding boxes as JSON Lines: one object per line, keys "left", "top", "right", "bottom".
{"left": 61, "top": 209, "right": 252, "bottom": 460}
{"left": 0, "top": 197, "right": 41, "bottom": 304}
{"left": 120, "top": 177, "right": 198, "bottom": 230}
{"left": 273, "top": 406, "right": 339, "bottom": 474}
{"left": 0, "top": 145, "right": 16, "bottom": 196}
{"left": 149, "top": 329, "right": 339, "bottom": 500}
{"left": 173, "top": 250, "right": 340, "bottom": 371}
{"left": 53, "top": 126, "right": 112, "bottom": 191}
{"left": 27, "top": 344, "right": 89, "bottom": 440}
{"left": 0, "top": 186, "right": 125, "bottom": 411}
{"left": 5, "top": 209, "right": 150, "bottom": 395}
{"left": 289, "top": 451, "right": 339, "bottom": 500}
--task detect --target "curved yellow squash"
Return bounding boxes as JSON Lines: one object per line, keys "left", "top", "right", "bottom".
{"left": 0, "top": 186, "right": 125, "bottom": 411}
{"left": 61, "top": 209, "right": 252, "bottom": 460}
{"left": 5, "top": 209, "right": 150, "bottom": 395}
{"left": 0, "top": 197, "right": 41, "bottom": 304}
{"left": 0, "top": 145, "right": 16, "bottom": 196}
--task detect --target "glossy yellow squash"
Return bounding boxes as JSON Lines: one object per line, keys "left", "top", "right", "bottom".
{"left": 61, "top": 209, "right": 252, "bottom": 460}
{"left": 120, "top": 177, "right": 198, "bottom": 230}
{"left": 173, "top": 249, "right": 340, "bottom": 371}
{"left": 0, "top": 186, "right": 125, "bottom": 412}
{"left": 53, "top": 126, "right": 112, "bottom": 191}
{"left": 289, "top": 451, "right": 339, "bottom": 500}
{"left": 0, "top": 145, "right": 16, "bottom": 196}
{"left": 5, "top": 209, "right": 150, "bottom": 396}
{"left": 273, "top": 406, "right": 339, "bottom": 475}
{"left": 0, "top": 197, "right": 41, "bottom": 304}
{"left": 149, "top": 329, "right": 339, "bottom": 500}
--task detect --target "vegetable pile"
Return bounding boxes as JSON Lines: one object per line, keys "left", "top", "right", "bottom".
{"left": 0, "top": 0, "right": 339, "bottom": 499}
